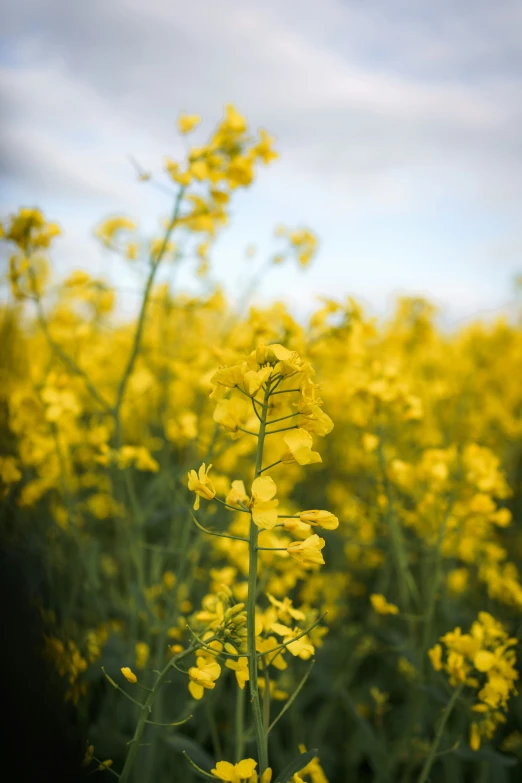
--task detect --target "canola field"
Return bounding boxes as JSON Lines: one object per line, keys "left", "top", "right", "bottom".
{"left": 1, "top": 106, "right": 522, "bottom": 783}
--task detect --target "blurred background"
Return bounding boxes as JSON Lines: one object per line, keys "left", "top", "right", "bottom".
{"left": 1, "top": 0, "right": 521, "bottom": 323}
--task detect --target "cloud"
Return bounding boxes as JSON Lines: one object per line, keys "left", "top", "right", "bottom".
{"left": 1, "top": 0, "right": 521, "bottom": 318}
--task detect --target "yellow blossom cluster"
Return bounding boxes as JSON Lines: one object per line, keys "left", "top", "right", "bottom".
{"left": 429, "top": 612, "right": 518, "bottom": 750}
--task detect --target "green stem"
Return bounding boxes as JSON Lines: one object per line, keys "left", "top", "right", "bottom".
{"left": 376, "top": 431, "right": 417, "bottom": 614}
{"left": 266, "top": 412, "right": 300, "bottom": 425}
{"left": 416, "top": 684, "right": 463, "bottom": 783}
{"left": 263, "top": 668, "right": 271, "bottom": 736}
{"left": 113, "top": 185, "right": 185, "bottom": 448}
{"left": 265, "top": 424, "right": 298, "bottom": 435}
{"left": 246, "top": 383, "right": 271, "bottom": 774}
{"left": 270, "top": 388, "right": 300, "bottom": 395}
{"left": 118, "top": 645, "right": 196, "bottom": 783}
{"left": 421, "top": 499, "right": 454, "bottom": 670}
{"left": 259, "top": 460, "right": 283, "bottom": 474}
{"left": 235, "top": 686, "right": 245, "bottom": 762}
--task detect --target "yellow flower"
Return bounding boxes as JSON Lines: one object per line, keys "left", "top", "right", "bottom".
{"left": 270, "top": 623, "right": 314, "bottom": 660}
{"left": 211, "top": 758, "right": 257, "bottom": 782}
{"left": 428, "top": 644, "right": 443, "bottom": 671}
{"left": 0, "top": 456, "right": 22, "bottom": 484}
{"left": 266, "top": 593, "right": 305, "bottom": 622}
{"left": 282, "top": 429, "right": 322, "bottom": 466}
{"left": 188, "top": 655, "right": 221, "bottom": 700}
{"left": 474, "top": 650, "right": 496, "bottom": 672}
{"left": 298, "top": 510, "right": 339, "bottom": 530}
{"left": 298, "top": 405, "right": 334, "bottom": 437}
{"left": 225, "top": 656, "right": 249, "bottom": 689}
{"left": 221, "top": 103, "right": 247, "bottom": 134}
{"left": 362, "top": 433, "right": 379, "bottom": 452}
{"left": 187, "top": 463, "right": 216, "bottom": 510}
{"left": 213, "top": 398, "right": 250, "bottom": 432}
{"left": 287, "top": 534, "right": 325, "bottom": 566}
{"left": 252, "top": 129, "right": 278, "bottom": 165}
{"left": 211, "top": 364, "right": 246, "bottom": 389}
{"left": 292, "top": 745, "right": 328, "bottom": 783}
{"left": 470, "top": 722, "right": 481, "bottom": 751}
{"left": 165, "top": 157, "right": 193, "bottom": 185}
{"left": 227, "top": 156, "right": 255, "bottom": 189}
{"left": 447, "top": 568, "right": 469, "bottom": 595}
{"left": 163, "top": 570, "right": 176, "bottom": 590}
{"left": 370, "top": 594, "right": 399, "bottom": 615}
{"left": 82, "top": 743, "right": 95, "bottom": 766}
{"left": 95, "top": 216, "right": 136, "bottom": 247}
{"left": 251, "top": 476, "right": 279, "bottom": 530}
{"left": 121, "top": 667, "right": 137, "bottom": 683}
{"left": 63, "top": 270, "right": 90, "bottom": 287}
{"left": 243, "top": 367, "right": 272, "bottom": 396}
{"left": 177, "top": 113, "right": 201, "bottom": 134}
{"left": 226, "top": 480, "right": 248, "bottom": 507}
{"left": 256, "top": 636, "right": 287, "bottom": 670}
{"left": 135, "top": 642, "right": 149, "bottom": 670}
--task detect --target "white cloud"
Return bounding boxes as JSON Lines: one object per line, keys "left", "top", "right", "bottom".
{"left": 1, "top": 0, "right": 521, "bottom": 320}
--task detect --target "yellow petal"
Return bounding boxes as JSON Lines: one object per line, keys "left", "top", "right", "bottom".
{"left": 211, "top": 760, "right": 236, "bottom": 781}
{"left": 252, "top": 476, "right": 277, "bottom": 501}
{"left": 236, "top": 759, "right": 258, "bottom": 778}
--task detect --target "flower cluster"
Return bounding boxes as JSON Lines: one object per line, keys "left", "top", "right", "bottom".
{"left": 429, "top": 612, "right": 518, "bottom": 750}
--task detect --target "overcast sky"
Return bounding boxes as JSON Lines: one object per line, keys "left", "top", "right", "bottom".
{"left": 1, "top": 0, "right": 521, "bottom": 323}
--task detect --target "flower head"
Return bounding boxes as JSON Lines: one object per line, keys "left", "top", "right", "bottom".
{"left": 428, "top": 612, "right": 518, "bottom": 750}
{"left": 282, "top": 429, "right": 322, "bottom": 466}
{"left": 298, "top": 510, "right": 339, "bottom": 530}
{"left": 178, "top": 113, "right": 201, "bottom": 134}
{"left": 287, "top": 534, "right": 325, "bottom": 566}
{"left": 211, "top": 758, "right": 258, "bottom": 782}
{"left": 188, "top": 654, "right": 221, "bottom": 700}
{"left": 121, "top": 666, "right": 137, "bottom": 684}
{"left": 370, "top": 594, "right": 399, "bottom": 616}
{"left": 188, "top": 463, "right": 216, "bottom": 510}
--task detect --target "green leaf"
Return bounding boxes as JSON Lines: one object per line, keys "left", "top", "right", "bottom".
{"left": 274, "top": 748, "right": 319, "bottom": 783}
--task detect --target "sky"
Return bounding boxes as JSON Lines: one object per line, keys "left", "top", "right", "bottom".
{"left": 1, "top": 0, "right": 522, "bottom": 325}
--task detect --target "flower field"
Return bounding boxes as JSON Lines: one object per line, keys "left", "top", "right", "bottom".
{"left": 1, "top": 106, "right": 522, "bottom": 783}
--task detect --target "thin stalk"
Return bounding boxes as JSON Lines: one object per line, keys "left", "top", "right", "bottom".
{"left": 265, "top": 425, "right": 299, "bottom": 435}
{"left": 416, "top": 684, "right": 463, "bottom": 783}
{"left": 263, "top": 668, "right": 271, "bottom": 736}
{"left": 266, "top": 412, "right": 300, "bottom": 425}
{"left": 256, "top": 614, "right": 327, "bottom": 658}
{"left": 235, "top": 686, "right": 245, "bottom": 762}
{"left": 267, "top": 661, "right": 314, "bottom": 734}
{"left": 246, "top": 382, "right": 271, "bottom": 774}
{"left": 259, "top": 460, "right": 283, "bottom": 474}
{"left": 113, "top": 185, "right": 185, "bottom": 447}
{"left": 376, "top": 432, "right": 418, "bottom": 613}
{"left": 118, "top": 644, "right": 196, "bottom": 783}
{"left": 270, "top": 388, "right": 300, "bottom": 395}
{"left": 421, "top": 499, "right": 454, "bottom": 668}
